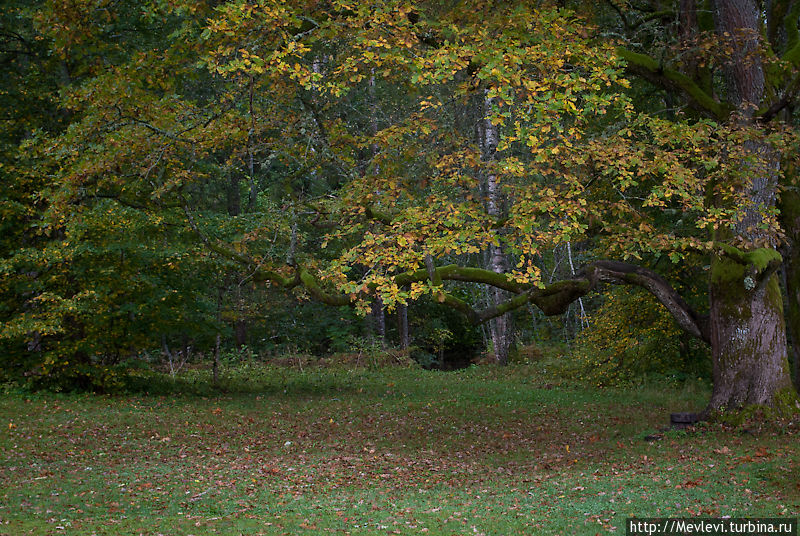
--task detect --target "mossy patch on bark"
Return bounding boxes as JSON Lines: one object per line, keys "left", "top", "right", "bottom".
{"left": 712, "top": 244, "right": 782, "bottom": 287}
{"left": 709, "top": 387, "right": 800, "bottom": 425}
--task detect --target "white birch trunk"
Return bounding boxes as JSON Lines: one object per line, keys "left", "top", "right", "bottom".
{"left": 477, "top": 91, "right": 512, "bottom": 364}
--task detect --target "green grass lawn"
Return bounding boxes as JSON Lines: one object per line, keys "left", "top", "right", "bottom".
{"left": 1, "top": 363, "right": 798, "bottom": 535}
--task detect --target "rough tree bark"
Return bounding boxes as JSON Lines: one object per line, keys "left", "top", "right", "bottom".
{"left": 704, "top": 0, "right": 795, "bottom": 411}
{"left": 397, "top": 303, "right": 409, "bottom": 350}
{"left": 608, "top": 0, "right": 799, "bottom": 413}
{"left": 708, "top": 250, "right": 791, "bottom": 409}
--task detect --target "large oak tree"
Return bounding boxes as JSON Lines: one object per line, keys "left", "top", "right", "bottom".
{"left": 3, "top": 0, "right": 800, "bottom": 413}
{"left": 606, "top": 0, "right": 800, "bottom": 410}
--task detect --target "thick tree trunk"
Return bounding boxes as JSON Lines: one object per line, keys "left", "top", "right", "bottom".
{"left": 579, "top": 251, "right": 795, "bottom": 411}
{"left": 708, "top": 256, "right": 793, "bottom": 410}
{"left": 703, "top": 142, "right": 795, "bottom": 411}
{"left": 488, "top": 282, "right": 512, "bottom": 364}
{"left": 703, "top": 0, "right": 798, "bottom": 411}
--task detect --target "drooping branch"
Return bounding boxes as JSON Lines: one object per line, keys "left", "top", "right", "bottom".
{"left": 438, "top": 292, "right": 480, "bottom": 324}
{"left": 580, "top": 261, "right": 710, "bottom": 343}
{"left": 297, "top": 268, "right": 351, "bottom": 306}
{"left": 394, "top": 259, "right": 708, "bottom": 343}
{"left": 473, "top": 280, "right": 592, "bottom": 324}
{"left": 182, "top": 202, "right": 296, "bottom": 287}
{"left": 460, "top": 261, "right": 709, "bottom": 345}
{"left": 476, "top": 291, "right": 533, "bottom": 324}
{"left": 528, "top": 279, "right": 593, "bottom": 317}
{"left": 185, "top": 197, "right": 709, "bottom": 340}
{"left": 183, "top": 200, "right": 364, "bottom": 304}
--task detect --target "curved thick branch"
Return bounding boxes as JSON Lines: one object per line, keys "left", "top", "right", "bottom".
{"left": 186, "top": 201, "right": 709, "bottom": 341}
{"left": 616, "top": 47, "right": 730, "bottom": 120}
{"left": 580, "top": 261, "right": 709, "bottom": 342}
{"left": 297, "top": 268, "right": 351, "bottom": 305}
{"left": 192, "top": 236, "right": 297, "bottom": 288}
{"left": 395, "top": 264, "right": 527, "bottom": 293}
{"left": 400, "top": 261, "right": 708, "bottom": 344}
{"left": 462, "top": 261, "right": 709, "bottom": 345}
{"left": 398, "top": 260, "right": 709, "bottom": 344}
{"left": 469, "top": 279, "right": 593, "bottom": 325}
{"left": 183, "top": 202, "right": 297, "bottom": 287}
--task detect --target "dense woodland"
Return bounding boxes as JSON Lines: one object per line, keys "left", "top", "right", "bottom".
{"left": 3, "top": 0, "right": 800, "bottom": 416}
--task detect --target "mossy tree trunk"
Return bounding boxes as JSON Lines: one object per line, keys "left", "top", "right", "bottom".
{"left": 702, "top": 0, "right": 798, "bottom": 412}
{"left": 708, "top": 254, "right": 793, "bottom": 411}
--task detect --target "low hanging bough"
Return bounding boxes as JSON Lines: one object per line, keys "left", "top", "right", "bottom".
{"left": 187, "top": 191, "right": 796, "bottom": 417}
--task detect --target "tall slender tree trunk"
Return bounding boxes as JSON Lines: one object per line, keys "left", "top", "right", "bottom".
{"left": 704, "top": 0, "right": 796, "bottom": 411}
{"left": 367, "top": 70, "right": 386, "bottom": 347}
{"left": 477, "top": 91, "right": 513, "bottom": 364}
{"left": 227, "top": 174, "right": 241, "bottom": 216}
{"left": 397, "top": 303, "right": 409, "bottom": 350}
{"left": 234, "top": 284, "right": 248, "bottom": 347}
{"left": 780, "top": 189, "right": 800, "bottom": 389}
{"left": 214, "top": 288, "right": 221, "bottom": 387}
{"left": 214, "top": 332, "right": 221, "bottom": 387}
{"left": 371, "top": 298, "right": 386, "bottom": 347}
{"left": 245, "top": 75, "right": 258, "bottom": 211}
{"left": 567, "top": 241, "right": 588, "bottom": 330}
